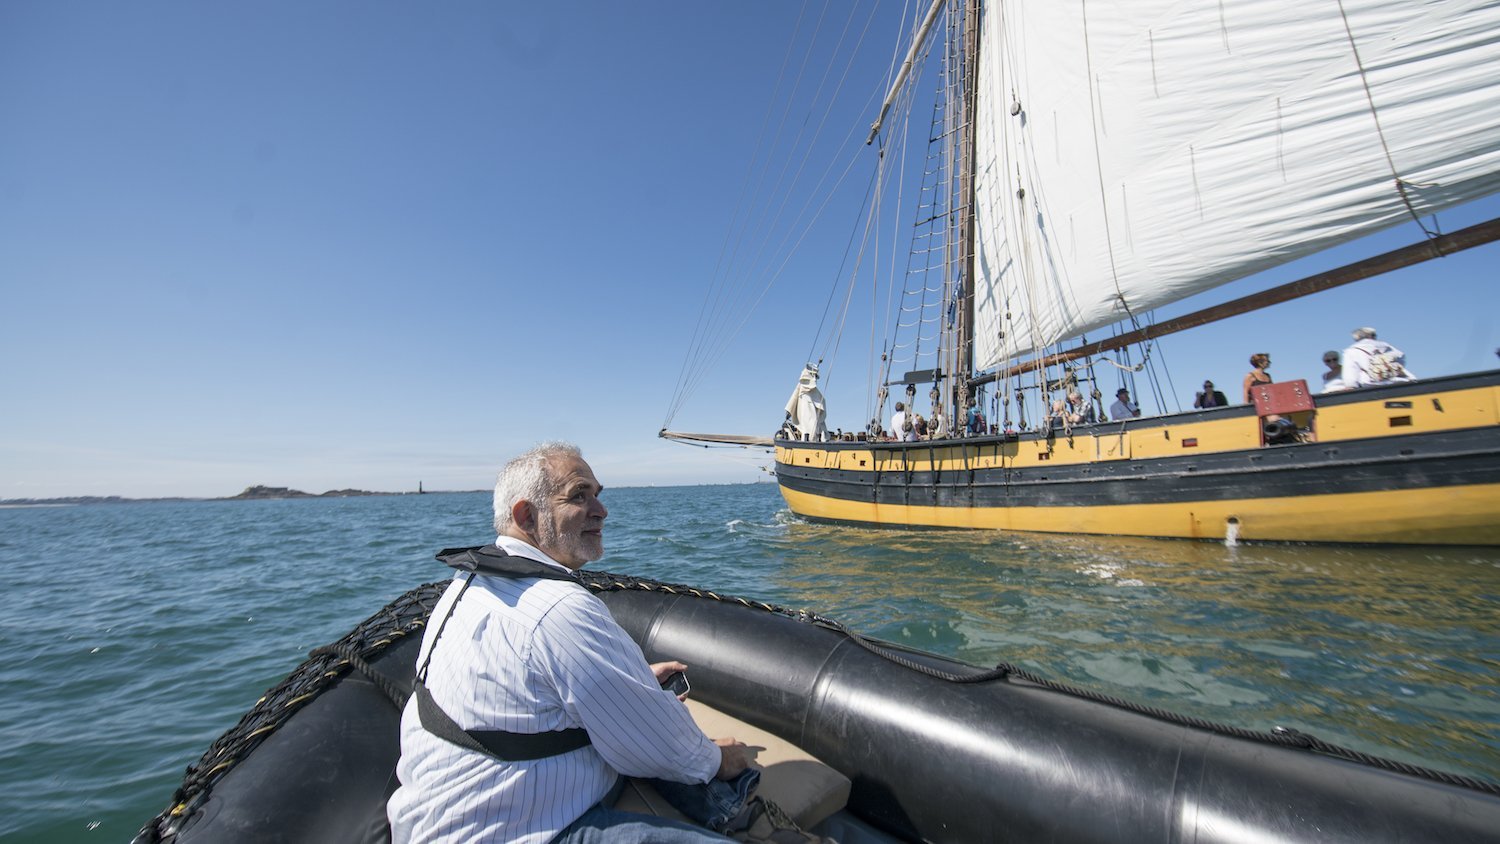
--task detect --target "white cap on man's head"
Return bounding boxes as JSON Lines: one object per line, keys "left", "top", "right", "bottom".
{"left": 1352, "top": 326, "right": 1377, "bottom": 340}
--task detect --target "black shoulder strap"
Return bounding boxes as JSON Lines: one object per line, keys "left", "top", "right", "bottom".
{"left": 413, "top": 680, "right": 591, "bottom": 761}
{"left": 415, "top": 544, "right": 592, "bottom": 761}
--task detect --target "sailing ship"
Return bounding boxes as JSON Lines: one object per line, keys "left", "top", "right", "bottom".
{"left": 664, "top": 0, "right": 1500, "bottom": 545}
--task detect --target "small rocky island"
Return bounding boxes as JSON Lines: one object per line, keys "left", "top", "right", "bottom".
{"left": 224, "top": 485, "right": 387, "bottom": 500}
{"left": 2, "top": 485, "right": 426, "bottom": 506}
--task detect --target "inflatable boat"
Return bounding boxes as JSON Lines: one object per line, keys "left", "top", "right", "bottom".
{"left": 135, "top": 571, "right": 1500, "bottom": 843}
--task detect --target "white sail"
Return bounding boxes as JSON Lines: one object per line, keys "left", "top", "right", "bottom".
{"left": 970, "top": 0, "right": 1500, "bottom": 369}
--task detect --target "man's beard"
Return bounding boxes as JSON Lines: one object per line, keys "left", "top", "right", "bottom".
{"left": 537, "top": 509, "right": 603, "bottom": 565}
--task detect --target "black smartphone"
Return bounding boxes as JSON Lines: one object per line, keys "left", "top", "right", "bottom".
{"left": 660, "top": 671, "right": 690, "bottom": 697}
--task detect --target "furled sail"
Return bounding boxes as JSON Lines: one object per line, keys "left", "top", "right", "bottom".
{"left": 970, "top": 0, "right": 1500, "bottom": 369}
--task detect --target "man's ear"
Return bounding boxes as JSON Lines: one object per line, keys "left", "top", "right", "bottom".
{"left": 512, "top": 500, "right": 537, "bottom": 533}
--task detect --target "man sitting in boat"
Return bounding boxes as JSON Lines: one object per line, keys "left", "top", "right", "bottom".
{"left": 387, "top": 442, "right": 760, "bottom": 844}
{"left": 1342, "top": 326, "right": 1415, "bottom": 388}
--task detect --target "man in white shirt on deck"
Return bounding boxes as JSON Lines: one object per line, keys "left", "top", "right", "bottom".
{"left": 1342, "top": 326, "right": 1415, "bottom": 388}
{"left": 1109, "top": 388, "right": 1141, "bottom": 421}
{"left": 890, "top": 401, "right": 917, "bottom": 441}
{"left": 387, "top": 442, "right": 754, "bottom": 844}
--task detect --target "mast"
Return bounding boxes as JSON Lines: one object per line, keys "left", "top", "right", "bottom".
{"left": 954, "top": 0, "right": 980, "bottom": 411}
{"left": 868, "top": 0, "right": 948, "bottom": 145}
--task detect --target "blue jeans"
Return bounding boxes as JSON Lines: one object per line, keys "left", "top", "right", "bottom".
{"left": 651, "top": 768, "right": 761, "bottom": 831}
{"left": 552, "top": 769, "right": 761, "bottom": 843}
{"left": 551, "top": 805, "right": 732, "bottom": 843}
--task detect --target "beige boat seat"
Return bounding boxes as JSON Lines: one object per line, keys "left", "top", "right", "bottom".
{"left": 615, "top": 699, "right": 852, "bottom": 830}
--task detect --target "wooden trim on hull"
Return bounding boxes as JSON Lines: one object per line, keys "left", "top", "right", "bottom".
{"left": 777, "top": 481, "right": 1500, "bottom": 545}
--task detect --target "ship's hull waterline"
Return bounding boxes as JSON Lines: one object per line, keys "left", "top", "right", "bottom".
{"left": 774, "top": 371, "right": 1500, "bottom": 545}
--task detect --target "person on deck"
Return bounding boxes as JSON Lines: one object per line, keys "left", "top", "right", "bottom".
{"left": 1342, "top": 327, "right": 1414, "bottom": 388}
{"left": 1044, "top": 399, "right": 1068, "bottom": 431}
{"left": 1109, "top": 388, "right": 1140, "bottom": 420}
{"left": 1320, "top": 351, "right": 1347, "bottom": 393}
{"left": 1194, "top": 381, "right": 1228, "bottom": 409}
{"left": 388, "top": 442, "right": 765, "bottom": 844}
{"left": 1066, "top": 391, "right": 1095, "bottom": 423}
{"left": 964, "top": 398, "right": 985, "bottom": 436}
{"left": 782, "top": 365, "right": 827, "bottom": 441}
{"left": 890, "top": 402, "right": 917, "bottom": 442}
{"left": 1243, "top": 353, "right": 1273, "bottom": 403}
{"left": 928, "top": 406, "right": 949, "bottom": 440}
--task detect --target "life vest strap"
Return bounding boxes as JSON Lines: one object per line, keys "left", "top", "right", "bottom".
{"left": 413, "top": 680, "right": 592, "bottom": 761}
{"left": 413, "top": 544, "right": 593, "bottom": 761}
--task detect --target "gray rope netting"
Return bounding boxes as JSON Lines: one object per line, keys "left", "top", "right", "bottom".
{"left": 137, "top": 570, "right": 1500, "bottom": 842}
{"left": 132, "top": 581, "right": 447, "bottom": 844}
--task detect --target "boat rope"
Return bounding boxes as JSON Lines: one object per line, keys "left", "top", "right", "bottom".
{"left": 879, "top": 54, "right": 958, "bottom": 424}
{"left": 663, "top": 2, "right": 811, "bottom": 431}
{"left": 1135, "top": 311, "right": 1180, "bottom": 415}
{"left": 665, "top": 4, "right": 885, "bottom": 430}
{"left": 309, "top": 641, "right": 411, "bottom": 711}
{"left": 808, "top": 166, "right": 880, "bottom": 370}
{"left": 1078, "top": 0, "right": 1128, "bottom": 308}
{"left": 1334, "top": 0, "right": 1441, "bottom": 243}
{"left": 579, "top": 571, "right": 1500, "bottom": 800}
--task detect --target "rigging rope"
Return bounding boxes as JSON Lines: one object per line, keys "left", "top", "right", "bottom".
{"left": 666, "top": 2, "right": 814, "bottom": 428}
{"left": 1335, "top": 0, "right": 1441, "bottom": 243}
{"left": 667, "top": 3, "right": 885, "bottom": 429}
{"left": 1079, "top": 0, "right": 1129, "bottom": 316}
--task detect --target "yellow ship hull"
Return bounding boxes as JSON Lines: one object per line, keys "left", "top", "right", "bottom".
{"left": 773, "top": 371, "right": 1500, "bottom": 545}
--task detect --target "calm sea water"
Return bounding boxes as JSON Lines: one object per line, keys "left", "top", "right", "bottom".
{"left": 2, "top": 485, "right": 1498, "bottom": 842}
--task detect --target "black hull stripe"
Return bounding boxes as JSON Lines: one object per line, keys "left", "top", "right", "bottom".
{"left": 776, "top": 428, "right": 1500, "bottom": 508}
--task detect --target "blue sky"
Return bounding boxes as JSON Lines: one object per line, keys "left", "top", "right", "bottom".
{"left": 3, "top": 2, "right": 1497, "bottom": 499}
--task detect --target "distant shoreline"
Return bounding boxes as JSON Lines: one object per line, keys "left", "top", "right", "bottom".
{"left": 0, "top": 480, "right": 768, "bottom": 507}
{"left": 0, "top": 485, "right": 480, "bottom": 506}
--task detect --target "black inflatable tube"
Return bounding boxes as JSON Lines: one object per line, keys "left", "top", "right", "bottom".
{"left": 168, "top": 633, "right": 423, "bottom": 844}
{"left": 152, "top": 584, "right": 1500, "bottom": 844}
{"left": 597, "top": 587, "right": 1500, "bottom": 844}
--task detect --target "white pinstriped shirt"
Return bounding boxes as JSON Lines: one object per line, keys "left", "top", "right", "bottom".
{"left": 387, "top": 537, "right": 720, "bottom": 844}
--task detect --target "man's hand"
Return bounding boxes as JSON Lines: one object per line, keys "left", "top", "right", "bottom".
{"left": 650, "top": 660, "right": 690, "bottom": 700}
{"left": 649, "top": 660, "right": 687, "bottom": 684}
{"left": 714, "top": 737, "right": 752, "bottom": 780}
